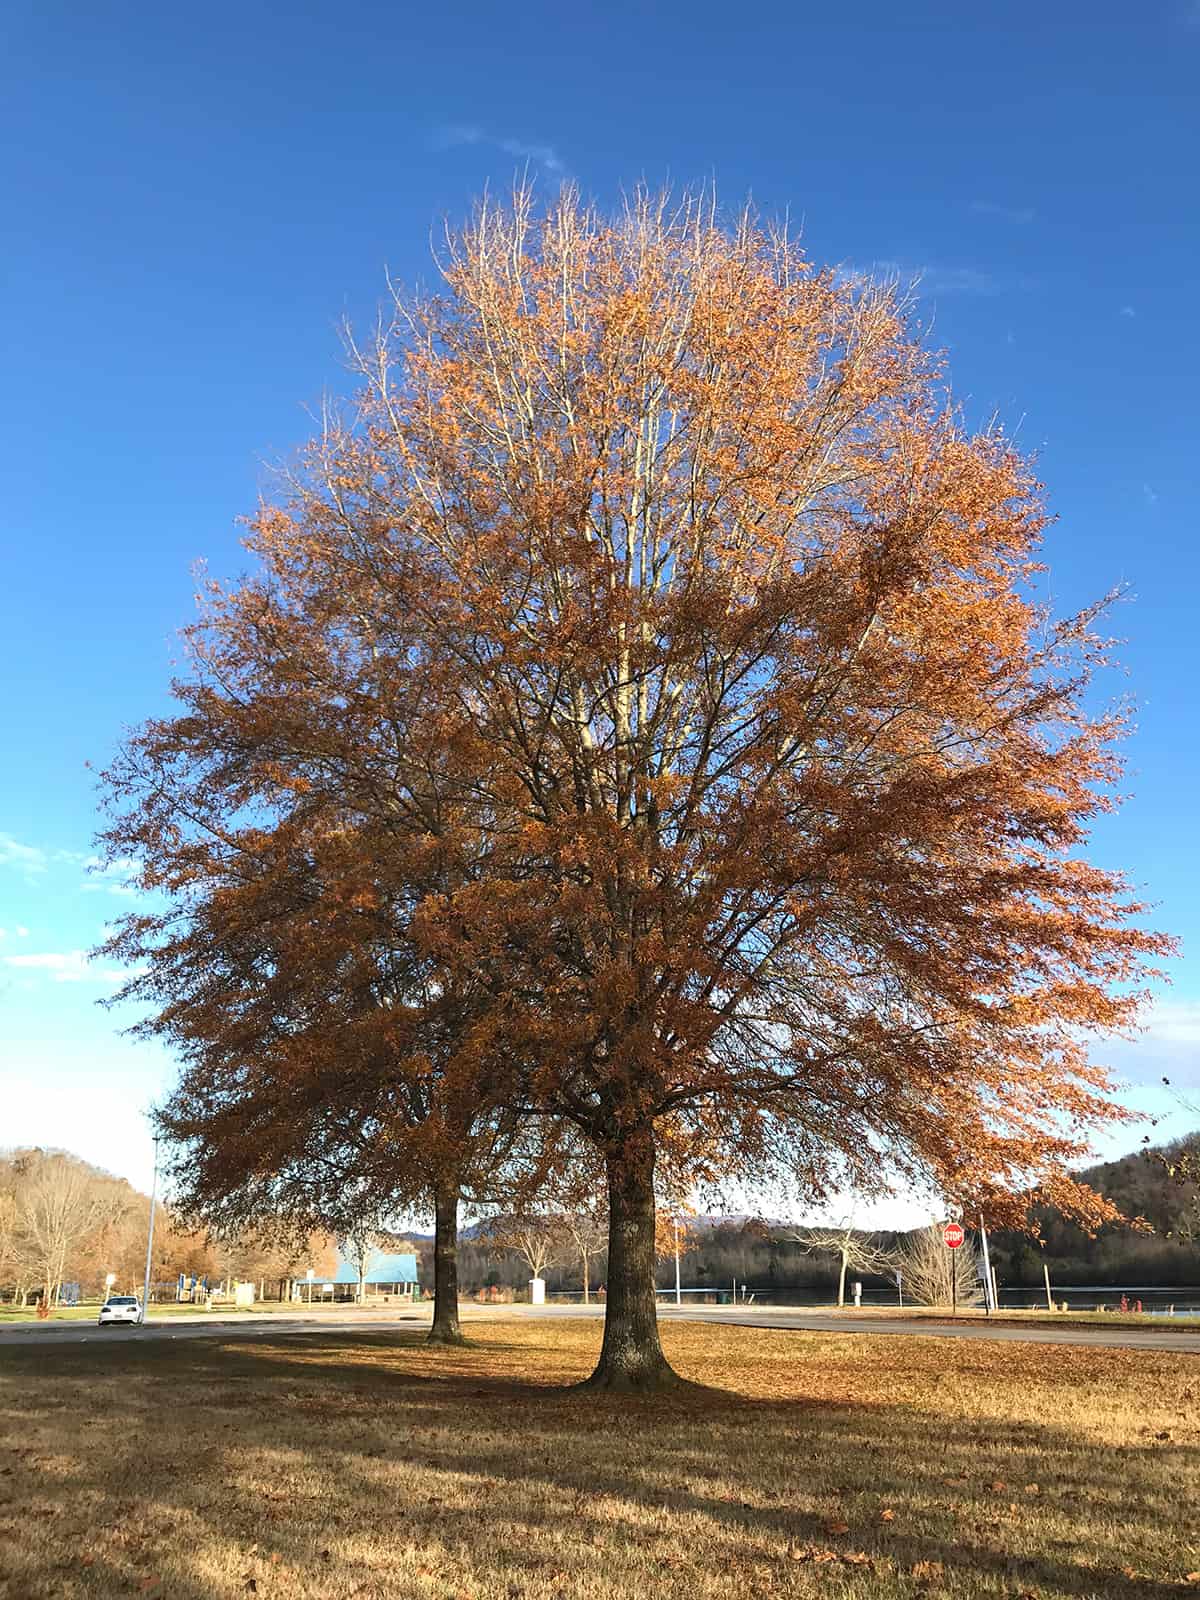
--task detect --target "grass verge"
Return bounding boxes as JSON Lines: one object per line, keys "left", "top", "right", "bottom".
{"left": 1, "top": 1320, "right": 1196, "bottom": 1599}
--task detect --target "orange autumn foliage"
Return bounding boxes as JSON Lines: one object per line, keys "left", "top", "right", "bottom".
{"left": 99, "top": 187, "right": 1170, "bottom": 1388}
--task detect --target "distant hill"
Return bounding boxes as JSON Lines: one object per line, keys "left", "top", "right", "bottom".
{"left": 987, "top": 1131, "right": 1200, "bottom": 1288}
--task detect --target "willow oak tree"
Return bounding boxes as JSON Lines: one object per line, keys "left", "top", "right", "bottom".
{"left": 317, "top": 187, "right": 1171, "bottom": 1387}
{"left": 98, "top": 621, "right": 547, "bottom": 1346}
{"left": 106, "top": 185, "right": 1168, "bottom": 1390}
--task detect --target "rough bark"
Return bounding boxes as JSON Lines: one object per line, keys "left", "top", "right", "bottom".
{"left": 583, "top": 1130, "right": 679, "bottom": 1391}
{"left": 427, "top": 1180, "right": 466, "bottom": 1345}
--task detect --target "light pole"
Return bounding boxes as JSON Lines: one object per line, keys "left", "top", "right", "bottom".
{"left": 674, "top": 1217, "right": 682, "bottom": 1307}
{"left": 978, "top": 1213, "right": 995, "bottom": 1314}
{"left": 141, "top": 1135, "right": 160, "bottom": 1323}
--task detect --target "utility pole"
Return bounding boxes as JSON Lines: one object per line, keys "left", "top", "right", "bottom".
{"left": 978, "top": 1215, "right": 995, "bottom": 1314}
{"left": 141, "top": 1135, "right": 160, "bottom": 1323}
{"left": 674, "top": 1217, "right": 682, "bottom": 1307}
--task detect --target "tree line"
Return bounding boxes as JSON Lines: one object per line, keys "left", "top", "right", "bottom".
{"left": 0, "top": 1149, "right": 337, "bottom": 1306}
{"left": 11, "top": 1129, "right": 1192, "bottom": 1311}
{"left": 92, "top": 187, "right": 1169, "bottom": 1390}
{"left": 451, "top": 1212, "right": 987, "bottom": 1307}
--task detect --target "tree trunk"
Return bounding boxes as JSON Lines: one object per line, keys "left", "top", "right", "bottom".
{"left": 428, "top": 1180, "right": 465, "bottom": 1345}
{"left": 583, "top": 1130, "right": 679, "bottom": 1391}
{"left": 838, "top": 1251, "right": 847, "bottom": 1308}
{"left": 582, "top": 1251, "right": 589, "bottom": 1305}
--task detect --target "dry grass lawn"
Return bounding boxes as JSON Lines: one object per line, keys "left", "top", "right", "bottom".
{"left": 0, "top": 1319, "right": 1196, "bottom": 1600}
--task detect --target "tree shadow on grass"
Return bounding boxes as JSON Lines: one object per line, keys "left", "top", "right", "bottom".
{"left": 1, "top": 1331, "right": 1195, "bottom": 1599}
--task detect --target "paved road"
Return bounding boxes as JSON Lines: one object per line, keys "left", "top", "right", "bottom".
{"left": 0, "top": 1309, "right": 429, "bottom": 1348}
{"left": 3, "top": 1302, "right": 1198, "bottom": 1352}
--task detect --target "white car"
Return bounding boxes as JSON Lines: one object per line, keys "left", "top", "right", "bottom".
{"left": 98, "top": 1296, "right": 143, "bottom": 1327}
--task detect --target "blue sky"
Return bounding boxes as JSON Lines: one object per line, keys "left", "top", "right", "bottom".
{"left": 2, "top": 1, "right": 1197, "bottom": 1207}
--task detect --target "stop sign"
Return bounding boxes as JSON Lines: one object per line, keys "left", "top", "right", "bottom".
{"left": 944, "top": 1222, "right": 965, "bottom": 1250}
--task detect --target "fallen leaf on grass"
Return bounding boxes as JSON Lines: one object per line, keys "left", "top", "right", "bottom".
{"left": 911, "top": 1560, "right": 945, "bottom": 1582}
{"left": 879, "top": 1508, "right": 896, "bottom": 1522}
{"left": 825, "top": 1520, "right": 850, "bottom": 1536}
{"left": 788, "top": 1546, "right": 872, "bottom": 1569}
{"left": 990, "top": 1480, "right": 1006, "bottom": 1492}
{"left": 1024, "top": 1483, "right": 1040, "bottom": 1495}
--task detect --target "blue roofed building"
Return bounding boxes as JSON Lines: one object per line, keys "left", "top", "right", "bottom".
{"left": 292, "top": 1246, "right": 420, "bottom": 1304}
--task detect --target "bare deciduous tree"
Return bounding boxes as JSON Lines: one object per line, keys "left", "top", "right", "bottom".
{"left": 561, "top": 1205, "right": 608, "bottom": 1304}
{"left": 897, "top": 1223, "right": 985, "bottom": 1308}
{"left": 0, "top": 1176, "right": 30, "bottom": 1300}
{"left": 343, "top": 1224, "right": 383, "bottom": 1304}
{"left": 485, "top": 1213, "right": 567, "bottom": 1286}
{"left": 788, "top": 1219, "right": 898, "bottom": 1307}
{"left": 16, "top": 1151, "right": 127, "bottom": 1306}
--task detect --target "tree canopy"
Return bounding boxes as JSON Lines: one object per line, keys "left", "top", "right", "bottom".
{"left": 99, "top": 186, "right": 1169, "bottom": 1390}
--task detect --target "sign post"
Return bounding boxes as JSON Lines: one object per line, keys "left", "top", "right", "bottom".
{"left": 943, "top": 1221, "right": 964, "bottom": 1317}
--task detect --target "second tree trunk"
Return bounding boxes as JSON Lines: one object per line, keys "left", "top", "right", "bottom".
{"left": 428, "top": 1180, "right": 465, "bottom": 1345}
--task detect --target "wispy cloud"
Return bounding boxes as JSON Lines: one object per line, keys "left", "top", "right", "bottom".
{"left": 0, "top": 832, "right": 47, "bottom": 877}
{"left": 839, "top": 259, "right": 1015, "bottom": 298}
{"left": 0, "top": 926, "right": 30, "bottom": 940}
{"left": 970, "top": 199, "right": 1035, "bottom": 226}
{"left": 431, "top": 123, "right": 565, "bottom": 174}
{"left": 1120, "top": 304, "right": 1137, "bottom": 319}
{"left": 0, "top": 949, "right": 140, "bottom": 985}
{"left": 1139, "top": 999, "right": 1200, "bottom": 1045}
{"left": 81, "top": 855, "right": 141, "bottom": 899}
{"left": 1096, "top": 998, "right": 1200, "bottom": 1088}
